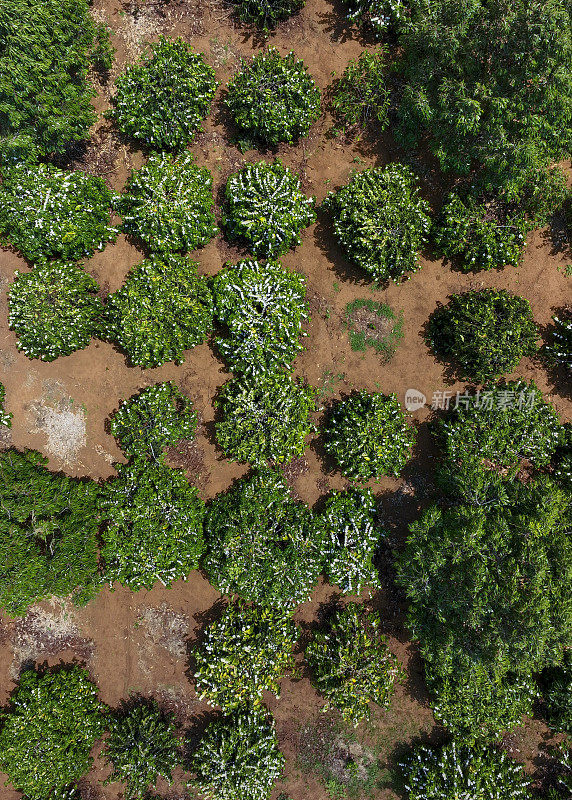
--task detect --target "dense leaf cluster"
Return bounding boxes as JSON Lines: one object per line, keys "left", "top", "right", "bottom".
{"left": 233, "top": 0, "right": 305, "bottom": 29}
{"left": 428, "top": 289, "right": 538, "bottom": 381}
{"left": 226, "top": 48, "right": 321, "bottom": 146}
{"left": 115, "top": 151, "right": 217, "bottom": 253}
{"left": 343, "top": 0, "right": 416, "bottom": 37}
{"left": 9, "top": 262, "right": 102, "bottom": 361}
{"left": 324, "top": 164, "right": 430, "bottom": 283}
{"left": 324, "top": 391, "right": 415, "bottom": 481}
{"left": 540, "top": 653, "right": 572, "bottom": 735}
{"left": 331, "top": 48, "right": 389, "bottom": 135}
{"left": 111, "top": 37, "right": 217, "bottom": 150}
{"left": 224, "top": 160, "right": 315, "bottom": 258}
{"left": 103, "top": 255, "right": 213, "bottom": 368}
{"left": 545, "top": 308, "right": 572, "bottom": 372}
{"left": 0, "top": 382, "right": 11, "bottom": 427}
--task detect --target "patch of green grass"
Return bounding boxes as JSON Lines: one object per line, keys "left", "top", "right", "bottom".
{"left": 344, "top": 299, "right": 404, "bottom": 361}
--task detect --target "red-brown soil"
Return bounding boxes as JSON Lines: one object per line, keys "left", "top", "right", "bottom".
{"left": 0, "top": 0, "right": 570, "bottom": 798}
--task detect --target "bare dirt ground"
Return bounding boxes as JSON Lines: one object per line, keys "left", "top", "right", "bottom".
{"left": 0, "top": 0, "right": 570, "bottom": 797}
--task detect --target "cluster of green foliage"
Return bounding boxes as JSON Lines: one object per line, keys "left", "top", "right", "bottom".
{"left": 0, "top": 163, "right": 116, "bottom": 263}
{"left": 395, "top": 0, "right": 572, "bottom": 205}
{"left": 103, "top": 254, "right": 213, "bottom": 368}
{"left": 103, "top": 700, "right": 180, "bottom": 799}
{"left": 194, "top": 601, "right": 298, "bottom": 710}
{"left": 397, "top": 478, "right": 572, "bottom": 740}
{"left": 324, "top": 391, "right": 415, "bottom": 481}
{"left": 553, "top": 422, "right": 572, "bottom": 490}
{"left": 433, "top": 193, "right": 529, "bottom": 272}
{"left": 226, "top": 48, "right": 321, "bottom": 146}
{"left": 434, "top": 380, "right": 563, "bottom": 506}
{"left": 545, "top": 308, "right": 572, "bottom": 372}
{"left": 344, "top": 298, "right": 403, "bottom": 359}
{"left": 0, "top": 666, "right": 107, "bottom": 798}
{"left": 402, "top": 740, "right": 531, "bottom": 799}
{"left": 540, "top": 653, "right": 572, "bottom": 735}
{"left": 0, "top": 0, "right": 112, "bottom": 163}
{"left": 111, "top": 37, "right": 217, "bottom": 150}
{"left": 233, "top": 0, "right": 305, "bottom": 29}
{"left": 99, "top": 459, "right": 205, "bottom": 590}
{"left": 549, "top": 743, "right": 572, "bottom": 799}
{"left": 203, "top": 469, "right": 325, "bottom": 610}
{"left": 0, "top": 448, "right": 99, "bottom": 616}
{"left": 191, "top": 708, "right": 284, "bottom": 800}
{"left": 9, "top": 262, "right": 102, "bottom": 361}
{"left": 0, "top": 382, "right": 11, "bottom": 427}
{"left": 110, "top": 382, "right": 197, "bottom": 462}
{"left": 318, "top": 488, "right": 381, "bottom": 594}
{"left": 428, "top": 289, "right": 539, "bottom": 381}
{"left": 306, "top": 603, "right": 403, "bottom": 726}
{"left": 211, "top": 259, "right": 308, "bottom": 376}
{"left": 215, "top": 373, "right": 315, "bottom": 466}
{"left": 115, "top": 152, "right": 217, "bottom": 253}
{"left": 224, "top": 160, "right": 315, "bottom": 257}
{"left": 331, "top": 48, "right": 389, "bottom": 136}
{"left": 343, "top": 0, "right": 415, "bottom": 38}
{"left": 324, "top": 164, "right": 430, "bottom": 283}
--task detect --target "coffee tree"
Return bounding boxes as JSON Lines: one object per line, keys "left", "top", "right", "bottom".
{"left": 427, "top": 289, "right": 539, "bottom": 381}
{"left": 402, "top": 740, "right": 531, "bottom": 800}
{"left": 319, "top": 488, "right": 382, "bottom": 594}
{"left": 324, "top": 391, "right": 415, "bottom": 481}
{"left": 211, "top": 259, "right": 308, "bottom": 376}
{"left": 224, "top": 160, "right": 315, "bottom": 258}
{"left": 115, "top": 151, "right": 217, "bottom": 253}
{"left": 103, "top": 255, "right": 213, "bottom": 368}
{"left": 545, "top": 308, "right": 572, "bottom": 372}
{"left": 553, "top": 423, "right": 572, "bottom": 490}
{"left": 194, "top": 601, "right": 298, "bottom": 711}
{"left": 540, "top": 653, "right": 572, "bottom": 734}
{"left": 190, "top": 708, "right": 284, "bottom": 800}
{"left": 111, "top": 37, "right": 217, "bottom": 150}
{"left": 233, "top": 0, "right": 305, "bottom": 29}
{"left": 324, "top": 164, "right": 430, "bottom": 283}
{"left": 0, "top": 383, "right": 12, "bottom": 427}
{"left": 0, "top": 163, "right": 116, "bottom": 264}
{"left": 0, "top": 666, "right": 107, "bottom": 799}
{"left": 203, "top": 469, "right": 325, "bottom": 610}
{"left": 99, "top": 459, "right": 205, "bottom": 590}
{"left": 103, "top": 699, "right": 181, "bottom": 799}
{"left": 343, "top": 0, "right": 417, "bottom": 37}
{"left": 331, "top": 48, "right": 390, "bottom": 136}
{"left": 226, "top": 48, "right": 321, "bottom": 146}
{"left": 110, "top": 382, "right": 197, "bottom": 462}
{"left": 0, "top": 448, "right": 100, "bottom": 616}
{"left": 306, "top": 603, "right": 403, "bottom": 726}
{"left": 215, "top": 373, "right": 315, "bottom": 466}
{"left": 433, "top": 192, "right": 529, "bottom": 272}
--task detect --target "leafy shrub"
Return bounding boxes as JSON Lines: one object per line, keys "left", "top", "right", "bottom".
{"left": 191, "top": 708, "right": 284, "bottom": 800}
{"left": 324, "top": 164, "right": 430, "bottom": 283}
{"left": 224, "top": 160, "right": 315, "bottom": 257}
{"left": 433, "top": 192, "right": 529, "bottom": 272}
{"left": 103, "top": 699, "right": 180, "bottom": 799}
{"left": 115, "top": 151, "right": 217, "bottom": 253}
{"left": 9, "top": 262, "right": 102, "bottom": 361}
{"left": 226, "top": 48, "right": 321, "bottom": 146}
{"left": 306, "top": 603, "right": 403, "bottom": 726}
{"left": 344, "top": 298, "right": 403, "bottom": 359}
{"left": 110, "top": 382, "right": 197, "bottom": 462}
{"left": 324, "top": 391, "right": 415, "bottom": 481}
{"left": 331, "top": 48, "right": 389, "bottom": 136}
{"left": 0, "top": 666, "right": 107, "bottom": 798}
{"left": 401, "top": 740, "right": 531, "bottom": 800}
{"left": 318, "top": 488, "right": 381, "bottom": 594}
{"left": 427, "top": 289, "right": 539, "bottom": 381}
{"left": 0, "top": 0, "right": 112, "bottom": 163}
{"left": 194, "top": 601, "right": 298, "bottom": 711}
{"left": 540, "top": 653, "right": 572, "bottom": 734}
{"left": 553, "top": 423, "right": 572, "bottom": 490}
{"left": 396, "top": 478, "right": 572, "bottom": 740}
{"left": 343, "top": 0, "right": 415, "bottom": 37}
{"left": 0, "top": 448, "right": 99, "bottom": 616}
{"left": 111, "top": 37, "right": 217, "bottom": 150}
{"left": 0, "top": 163, "right": 116, "bottom": 263}
{"left": 215, "top": 373, "right": 315, "bottom": 466}
{"left": 0, "top": 383, "right": 11, "bottom": 427}
{"left": 233, "top": 0, "right": 305, "bottom": 29}
{"left": 434, "top": 380, "right": 563, "bottom": 505}
{"left": 203, "top": 469, "right": 325, "bottom": 611}
{"left": 549, "top": 743, "right": 572, "bottom": 799}
{"left": 211, "top": 259, "right": 308, "bottom": 377}
{"left": 99, "top": 459, "right": 205, "bottom": 590}
{"left": 103, "top": 254, "right": 213, "bottom": 368}
{"left": 545, "top": 307, "right": 572, "bottom": 372}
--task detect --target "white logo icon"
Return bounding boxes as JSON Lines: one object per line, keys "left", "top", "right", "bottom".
{"left": 405, "top": 389, "right": 426, "bottom": 412}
